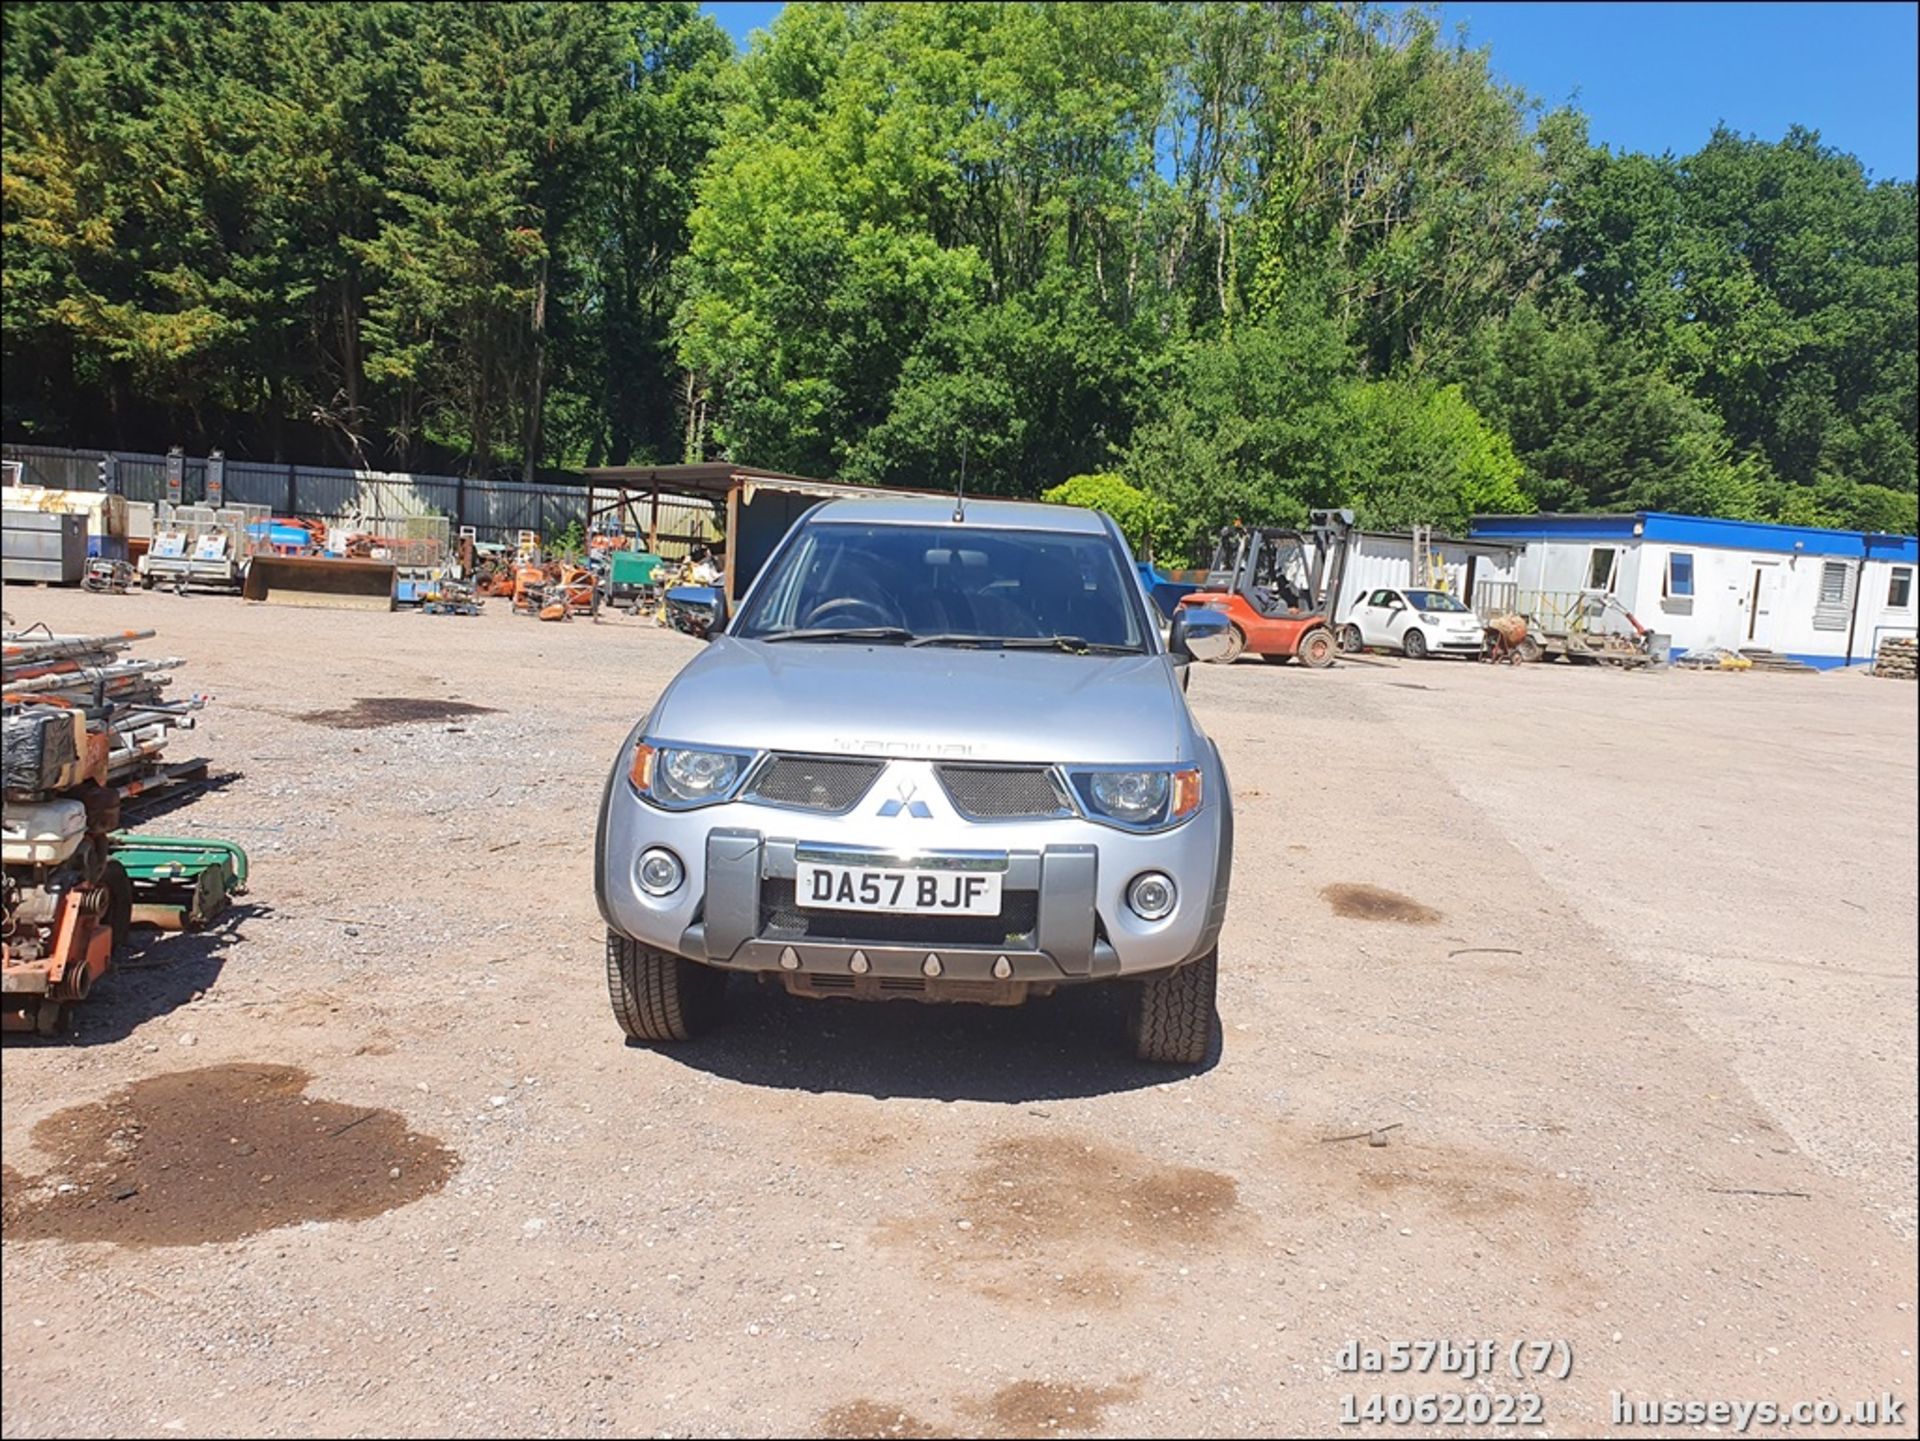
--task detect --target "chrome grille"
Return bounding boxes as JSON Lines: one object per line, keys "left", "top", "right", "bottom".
{"left": 743, "top": 755, "right": 884, "bottom": 813}
{"left": 935, "top": 764, "right": 1073, "bottom": 820}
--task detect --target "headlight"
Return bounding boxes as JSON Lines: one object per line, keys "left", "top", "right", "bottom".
{"left": 1418, "top": 612, "right": 1440, "bottom": 625}
{"left": 1071, "top": 767, "right": 1203, "bottom": 830}
{"left": 629, "top": 741, "right": 751, "bottom": 808}
{"left": 1091, "top": 770, "right": 1168, "bottom": 821}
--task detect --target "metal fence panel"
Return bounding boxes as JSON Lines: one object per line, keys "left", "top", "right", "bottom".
{"left": 2, "top": 442, "right": 723, "bottom": 547}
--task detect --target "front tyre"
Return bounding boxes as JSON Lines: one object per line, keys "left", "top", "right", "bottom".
{"left": 1129, "top": 947, "right": 1217, "bottom": 1065}
{"left": 606, "top": 930, "right": 728, "bottom": 1042}
{"left": 1205, "top": 624, "right": 1247, "bottom": 665}
{"left": 1296, "top": 626, "right": 1336, "bottom": 668}
{"left": 1401, "top": 627, "right": 1428, "bottom": 660}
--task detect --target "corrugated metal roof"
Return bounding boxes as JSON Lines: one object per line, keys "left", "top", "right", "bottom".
{"left": 582, "top": 463, "right": 942, "bottom": 504}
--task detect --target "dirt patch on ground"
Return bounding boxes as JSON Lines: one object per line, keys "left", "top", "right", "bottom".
{"left": 1320, "top": 882, "right": 1442, "bottom": 924}
{"left": 825, "top": 1379, "right": 1139, "bottom": 1439}
{"left": 966, "top": 1378, "right": 1141, "bottom": 1435}
{"left": 297, "top": 696, "right": 498, "bottom": 729}
{"left": 954, "top": 1135, "right": 1237, "bottom": 1248}
{"left": 0, "top": 1063, "right": 455, "bottom": 1247}
{"left": 1283, "top": 1129, "right": 1587, "bottom": 1266}
{"left": 877, "top": 1134, "right": 1240, "bottom": 1307}
{"left": 818, "top": 1400, "right": 948, "bottom": 1439}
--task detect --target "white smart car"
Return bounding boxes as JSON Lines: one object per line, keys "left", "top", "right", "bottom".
{"left": 1339, "top": 587, "right": 1486, "bottom": 659}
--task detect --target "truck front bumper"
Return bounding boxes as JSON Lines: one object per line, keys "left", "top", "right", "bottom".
{"left": 596, "top": 774, "right": 1231, "bottom": 991}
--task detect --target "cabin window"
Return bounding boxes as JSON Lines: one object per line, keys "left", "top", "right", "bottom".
{"left": 1586, "top": 547, "right": 1619, "bottom": 592}
{"left": 1813, "top": 560, "right": 1854, "bottom": 631}
{"left": 1663, "top": 551, "right": 1695, "bottom": 599}
{"left": 1890, "top": 567, "right": 1914, "bottom": 609}
{"left": 1819, "top": 561, "right": 1847, "bottom": 605}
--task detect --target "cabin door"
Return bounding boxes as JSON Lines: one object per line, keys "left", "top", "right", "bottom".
{"left": 1746, "top": 562, "right": 1781, "bottom": 648}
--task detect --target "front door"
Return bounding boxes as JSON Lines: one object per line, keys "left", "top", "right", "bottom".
{"left": 1358, "top": 589, "right": 1399, "bottom": 646}
{"left": 1746, "top": 563, "right": 1781, "bottom": 648}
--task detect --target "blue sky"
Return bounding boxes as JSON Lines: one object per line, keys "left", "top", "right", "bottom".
{"left": 698, "top": 2, "right": 1918, "bottom": 182}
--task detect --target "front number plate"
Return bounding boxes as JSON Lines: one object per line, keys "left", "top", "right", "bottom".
{"left": 795, "top": 863, "right": 1002, "bottom": 916}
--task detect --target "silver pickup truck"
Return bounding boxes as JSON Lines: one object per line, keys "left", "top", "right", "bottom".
{"left": 594, "top": 495, "right": 1235, "bottom": 1063}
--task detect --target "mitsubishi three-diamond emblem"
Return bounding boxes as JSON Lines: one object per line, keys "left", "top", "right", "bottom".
{"left": 877, "top": 781, "right": 933, "bottom": 818}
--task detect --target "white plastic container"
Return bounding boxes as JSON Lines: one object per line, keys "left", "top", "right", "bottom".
{"left": 1, "top": 799, "right": 88, "bottom": 865}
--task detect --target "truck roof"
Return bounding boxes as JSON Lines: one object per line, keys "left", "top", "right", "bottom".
{"left": 806, "top": 494, "right": 1111, "bottom": 535}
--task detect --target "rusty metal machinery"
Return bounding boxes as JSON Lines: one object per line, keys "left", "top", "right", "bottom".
{"left": 3, "top": 626, "right": 236, "bottom": 1034}
{"left": 3, "top": 770, "right": 127, "bottom": 1034}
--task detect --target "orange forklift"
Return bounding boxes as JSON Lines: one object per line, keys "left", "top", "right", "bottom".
{"left": 1175, "top": 509, "right": 1354, "bottom": 666}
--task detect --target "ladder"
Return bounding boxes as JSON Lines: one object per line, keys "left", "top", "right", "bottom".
{"left": 1411, "top": 524, "right": 1436, "bottom": 589}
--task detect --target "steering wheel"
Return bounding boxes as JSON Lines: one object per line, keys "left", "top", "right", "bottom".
{"left": 799, "top": 595, "right": 901, "bottom": 629}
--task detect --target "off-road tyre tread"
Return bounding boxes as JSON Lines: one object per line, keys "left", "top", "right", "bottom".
{"left": 1130, "top": 946, "right": 1218, "bottom": 1065}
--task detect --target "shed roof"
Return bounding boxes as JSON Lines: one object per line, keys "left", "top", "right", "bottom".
{"left": 583, "top": 463, "right": 940, "bottom": 504}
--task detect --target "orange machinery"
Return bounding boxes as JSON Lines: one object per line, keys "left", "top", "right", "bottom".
{"left": 2, "top": 710, "right": 126, "bottom": 1034}
{"left": 1174, "top": 511, "right": 1353, "bottom": 667}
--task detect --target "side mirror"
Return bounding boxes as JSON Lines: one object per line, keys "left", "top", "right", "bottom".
{"left": 1171, "top": 606, "right": 1234, "bottom": 664}
{"left": 664, "top": 584, "right": 726, "bottom": 640}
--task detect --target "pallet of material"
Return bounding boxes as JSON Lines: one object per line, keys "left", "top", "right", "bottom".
{"left": 1872, "top": 635, "right": 1918, "bottom": 680}
{"left": 1737, "top": 648, "right": 1820, "bottom": 674}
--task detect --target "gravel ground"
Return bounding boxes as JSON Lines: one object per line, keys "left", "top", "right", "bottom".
{"left": 2, "top": 585, "right": 1914, "bottom": 1438}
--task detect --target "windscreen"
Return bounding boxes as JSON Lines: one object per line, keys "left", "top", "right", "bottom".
{"left": 736, "top": 522, "right": 1149, "bottom": 652}
{"left": 1405, "top": 589, "right": 1468, "bottom": 612}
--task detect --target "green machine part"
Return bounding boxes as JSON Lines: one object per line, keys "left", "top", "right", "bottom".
{"left": 608, "top": 550, "right": 664, "bottom": 587}
{"left": 110, "top": 834, "right": 250, "bottom": 930}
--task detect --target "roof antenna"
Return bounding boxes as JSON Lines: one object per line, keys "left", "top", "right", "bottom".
{"left": 953, "top": 433, "right": 969, "bottom": 524}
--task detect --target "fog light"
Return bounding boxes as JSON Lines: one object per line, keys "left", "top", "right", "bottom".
{"left": 1127, "top": 871, "right": 1177, "bottom": 921}
{"left": 637, "top": 847, "right": 684, "bottom": 897}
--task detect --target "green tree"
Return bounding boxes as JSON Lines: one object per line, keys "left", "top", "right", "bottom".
{"left": 1125, "top": 300, "right": 1352, "bottom": 562}
{"left": 1554, "top": 125, "right": 1918, "bottom": 515}
{"left": 1454, "top": 297, "right": 1764, "bottom": 518}
{"left": 1327, "top": 379, "right": 1528, "bottom": 531}
{"left": 1041, "top": 472, "right": 1172, "bottom": 556}
{"left": 675, "top": 1, "right": 1178, "bottom": 487}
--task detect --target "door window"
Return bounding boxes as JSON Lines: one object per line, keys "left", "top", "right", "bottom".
{"left": 1663, "top": 551, "right": 1695, "bottom": 598}
{"left": 1587, "top": 547, "right": 1619, "bottom": 592}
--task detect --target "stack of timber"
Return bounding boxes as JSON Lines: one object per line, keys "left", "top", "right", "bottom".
{"left": 1872, "top": 635, "right": 1918, "bottom": 680}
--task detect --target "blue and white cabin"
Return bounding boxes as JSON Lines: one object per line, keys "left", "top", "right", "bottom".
{"left": 1467, "top": 511, "right": 1918, "bottom": 669}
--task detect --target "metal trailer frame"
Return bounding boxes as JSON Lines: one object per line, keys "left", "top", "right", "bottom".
{"left": 138, "top": 502, "right": 268, "bottom": 593}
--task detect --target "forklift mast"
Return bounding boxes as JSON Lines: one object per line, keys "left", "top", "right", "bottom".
{"left": 1306, "top": 508, "right": 1355, "bottom": 618}
{"left": 1203, "top": 510, "right": 1354, "bottom": 617}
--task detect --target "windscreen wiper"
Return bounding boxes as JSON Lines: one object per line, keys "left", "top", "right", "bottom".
{"left": 904, "top": 632, "right": 997, "bottom": 648}
{"left": 908, "top": 633, "right": 1140, "bottom": 655}
{"left": 999, "top": 635, "right": 1141, "bottom": 655}
{"left": 759, "top": 626, "right": 916, "bottom": 644}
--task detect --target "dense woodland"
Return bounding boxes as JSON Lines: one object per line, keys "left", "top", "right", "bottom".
{"left": 4, "top": 1, "right": 1915, "bottom": 555}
